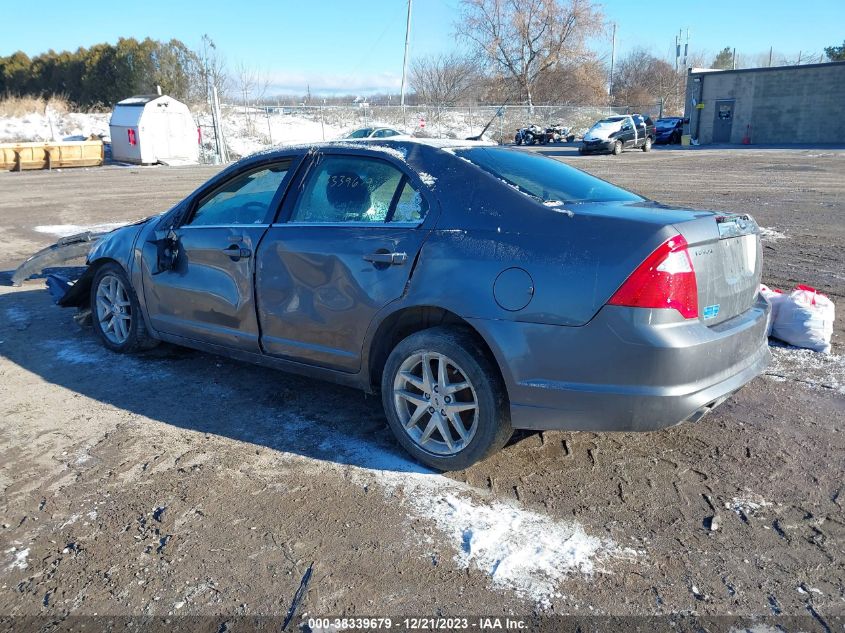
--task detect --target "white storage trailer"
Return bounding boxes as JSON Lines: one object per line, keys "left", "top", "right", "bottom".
{"left": 109, "top": 95, "right": 198, "bottom": 165}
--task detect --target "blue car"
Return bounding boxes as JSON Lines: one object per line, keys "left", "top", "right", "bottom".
{"left": 655, "top": 117, "right": 685, "bottom": 144}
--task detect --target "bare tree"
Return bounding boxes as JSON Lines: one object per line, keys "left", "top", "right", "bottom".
{"left": 193, "top": 34, "right": 228, "bottom": 106}
{"left": 410, "top": 53, "right": 480, "bottom": 106}
{"left": 532, "top": 56, "right": 608, "bottom": 105}
{"left": 234, "top": 63, "right": 272, "bottom": 135}
{"left": 612, "top": 48, "right": 685, "bottom": 114}
{"left": 457, "top": 0, "right": 603, "bottom": 109}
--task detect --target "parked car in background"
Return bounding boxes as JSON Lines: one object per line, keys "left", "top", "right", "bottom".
{"left": 343, "top": 126, "right": 406, "bottom": 140}
{"left": 580, "top": 114, "right": 655, "bottom": 155}
{"left": 56, "top": 139, "right": 769, "bottom": 471}
{"left": 655, "top": 117, "right": 685, "bottom": 144}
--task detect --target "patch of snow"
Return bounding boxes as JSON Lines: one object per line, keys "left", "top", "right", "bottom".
{"left": 543, "top": 201, "right": 575, "bottom": 217}
{"left": 727, "top": 495, "right": 772, "bottom": 516}
{"left": 766, "top": 344, "right": 845, "bottom": 394}
{"left": 418, "top": 172, "right": 437, "bottom": 187}
{"left": 729, "top": 626, "right": 784, "bottom": 633}
{"left": 759, "top": 226, "right": 787, "bottom": 241}
{"left": 5, "top": 547, "right": 29, "bottom": 570}
{"left": 34, "top": 222, "right": 129, "bottom": 238}
{"left": 0, "top": 112, "right": 110, "bottom": 144}
{"left": 414, "top": 492, "right": 610, "bottom": 604}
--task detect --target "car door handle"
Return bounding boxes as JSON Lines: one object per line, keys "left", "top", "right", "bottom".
{"left": 363, "top": 251, "right": 407, "bottom": 265}
{"left": 222, "top": 244, "right": 252, "bottom": 260}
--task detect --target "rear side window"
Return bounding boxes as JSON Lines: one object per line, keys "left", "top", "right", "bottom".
{"left": 188, "top": 162, "right": 290, "bottom": 226}
{"left": 455, "top": 147, "right": 643, "bottom": 205}
{"left": 290, "top": 155, "right": 427, "bottom": 224}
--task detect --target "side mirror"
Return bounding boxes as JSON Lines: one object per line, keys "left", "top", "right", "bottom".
{"left": 154, "top": 229, "right": 180, "bottom": 273}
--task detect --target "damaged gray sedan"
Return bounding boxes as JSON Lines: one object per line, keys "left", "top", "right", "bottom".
{"left": 50, "top": 140, "right": 770, "bottom": 470}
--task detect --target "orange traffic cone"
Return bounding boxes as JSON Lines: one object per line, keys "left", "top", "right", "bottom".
{"left": 741, "top": 125, "right": 752, "bottom": 144}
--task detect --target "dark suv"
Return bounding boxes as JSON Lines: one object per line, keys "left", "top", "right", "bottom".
{"left": 580, "top": 114, "right": 656, "bottom": 155}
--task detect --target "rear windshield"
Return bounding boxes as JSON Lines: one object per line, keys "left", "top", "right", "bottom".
{"left": 454, "top": 147, "right": 644, "bottom": 204}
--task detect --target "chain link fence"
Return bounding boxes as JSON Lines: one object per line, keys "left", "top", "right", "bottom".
{"left": 198, "top": 102, "right": 664, "bottom": 162}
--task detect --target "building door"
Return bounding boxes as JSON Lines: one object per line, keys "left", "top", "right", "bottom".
{"left": 713, "top": 100, "right": 734, "bottom": 143}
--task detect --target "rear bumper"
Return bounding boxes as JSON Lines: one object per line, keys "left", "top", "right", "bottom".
{"left": 470, "top": 297, "right": 771, "bottom": 432}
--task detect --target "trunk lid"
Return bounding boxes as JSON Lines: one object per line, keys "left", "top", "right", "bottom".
{"left": 676, "top": 213, "right": 762, "bottom": 325}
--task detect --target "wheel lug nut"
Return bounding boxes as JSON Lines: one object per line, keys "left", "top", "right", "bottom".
{"left": 440, "top": 409, "right": 446, "bottom": 416}
{"left": 444, "top": 396, "right": 451, "bottom": 403}
{"left": 424, "top": 393, "right": 430, "bottom": 399}
{"left": 428, "top": 406, "right": 435, "bottom": 414}
{"left": 433, "top": 385, "right": 439, "bottom": 393}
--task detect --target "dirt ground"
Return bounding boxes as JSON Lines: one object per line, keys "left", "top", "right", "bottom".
{"left": 0, "top": 147, "right": 843, "bottom": 632}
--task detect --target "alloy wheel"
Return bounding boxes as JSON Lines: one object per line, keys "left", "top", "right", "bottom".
{"left": 95, "top": 274, "right": 132, "bottom": 345}
{"left": 392, "top": 352, "right": 479, "bottom": 456}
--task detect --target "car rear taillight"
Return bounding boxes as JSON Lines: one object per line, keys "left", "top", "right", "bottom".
{"left": 608, "top": 234, "right": 699, "bottom": 318}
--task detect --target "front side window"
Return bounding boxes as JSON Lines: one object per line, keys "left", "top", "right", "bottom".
{"left": 290, "top": 155, "right": 427, "bottom": 224}
{"left": 188, "top": 162, "right": 290, "bottom": 226}
{"left": 455, "top": 147, "right": 643, "bottom": 205}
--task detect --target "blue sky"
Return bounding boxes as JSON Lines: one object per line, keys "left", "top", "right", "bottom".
{"left": 3, "top": 0, "right": 844, "bottom": 94}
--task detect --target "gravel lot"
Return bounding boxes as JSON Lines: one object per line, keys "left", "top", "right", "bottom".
{"left": 0, "top": 147, "right": 843, "bottom": 631}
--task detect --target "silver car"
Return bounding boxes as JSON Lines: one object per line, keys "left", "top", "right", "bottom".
{"left": 57, "top": 140, "right": 770, "bottom": 470}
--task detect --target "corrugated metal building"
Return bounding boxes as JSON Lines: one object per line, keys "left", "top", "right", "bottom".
{"left": 684, "top": 61, "right": 845, "bottom": 145}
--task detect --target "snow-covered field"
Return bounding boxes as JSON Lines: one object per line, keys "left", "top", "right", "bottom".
{"left": 1, "top": 103, "right": 618, "bottom": 160}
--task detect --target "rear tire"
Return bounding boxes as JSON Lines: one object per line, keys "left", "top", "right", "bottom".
{"left": 381, "top": 327, "right": 512, "bottom": 471}
{"left": 612, "top": 140, "right": 623, "bottom": 155}
{"left": 91, "top": 263, "right": 158, "bottom": 353}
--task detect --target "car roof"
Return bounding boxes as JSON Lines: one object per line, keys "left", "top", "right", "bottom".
{"left": 236, "top": 137, "right": 495, "bottom": 166}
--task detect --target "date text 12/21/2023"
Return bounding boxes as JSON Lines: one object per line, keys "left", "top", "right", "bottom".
{"left": 306, "top": 617, "right": 527, "bottom": 630}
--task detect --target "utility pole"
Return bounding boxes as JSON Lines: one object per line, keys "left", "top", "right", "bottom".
{"left": 732, "top": 47, "right": 737, "bottom": 70}
{"left": 768, "top": 46, "right": 773, "bottom": 67}
{"left": 609, "top": 22, "right": 616, "bottom": 105}
{"left": 400, "top": 0, "right": 413, "bottom": 109}
{"left": 675, "top": 31, "right": 680, "bottom": 73}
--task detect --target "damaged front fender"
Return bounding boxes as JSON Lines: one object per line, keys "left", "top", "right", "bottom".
{"left": 11, "top": 231, "right": 106, "bottom": 287}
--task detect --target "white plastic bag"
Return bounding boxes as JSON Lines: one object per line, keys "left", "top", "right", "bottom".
{"left": 771, "top": 285, "right": 835, "bottom": 353}
{"left": 759, "top": 284, "right": 785, "bottom": 337}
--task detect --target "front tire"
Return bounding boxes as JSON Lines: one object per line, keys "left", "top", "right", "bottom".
{"left": 381, "top": 327, "right": 512, "bottom": 471}
{"left": 612, "top": 140, "right": 623, "bottom": 155}
{"left": 91, "top": 263, "right": 158, "bottom": 353}
{"left": 642, "top": 136, "right": 652, "bottom": 152}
